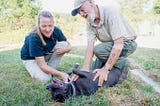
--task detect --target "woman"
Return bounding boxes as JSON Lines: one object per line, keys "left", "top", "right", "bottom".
{"left": 21, "top": 11, "right": 72, "bottom": 83}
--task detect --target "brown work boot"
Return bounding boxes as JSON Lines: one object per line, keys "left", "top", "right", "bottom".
{"left": 118, "top": 68, "right": 129, "bottom": 83}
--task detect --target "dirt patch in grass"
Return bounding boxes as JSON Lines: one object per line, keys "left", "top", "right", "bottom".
{"left": 142, "top": 69, "right": 160, "bottom": 82}
{"left": 130, "top": 59, "right": 160, "bottom": 83}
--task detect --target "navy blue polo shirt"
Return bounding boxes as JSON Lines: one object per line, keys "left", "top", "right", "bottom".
{"left": 21, "top": 26, "right": 67, "bottom": 60}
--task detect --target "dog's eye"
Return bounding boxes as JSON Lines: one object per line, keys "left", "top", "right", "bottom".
{"left": 59, "top": 83, "right": 65, "bottom": 87}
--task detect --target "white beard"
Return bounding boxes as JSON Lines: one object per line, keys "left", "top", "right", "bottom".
{"left": 86, "top": 9, "right": 95, "bottom": 23}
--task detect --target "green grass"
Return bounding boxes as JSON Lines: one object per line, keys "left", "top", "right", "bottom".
{"left": 0, "top": 48, "right": 160, "bottom": 106}
{"left": 129, "top": 47, "right": 160, "bottom": 78}
{"left": 69, "top": 46, "right": 86, "bottom": 56}
{"left": 0, "top": 49, "right": 50, "bottom": 105}
{"left": 130, "top": 47, "right": 160, "bottom": 69}
{"left": 70, "top": 46, "right": 160, "bottom": 76}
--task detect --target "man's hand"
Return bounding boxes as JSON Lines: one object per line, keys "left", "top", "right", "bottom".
{"left": 93, "top": 68, "right": 109, "bottom": 86}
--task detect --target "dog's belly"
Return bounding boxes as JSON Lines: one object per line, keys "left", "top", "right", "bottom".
{"left": 73, "top": 67, "right": 121, "bottom": 96}
{"left": 73, "top": 73, "right": 99, "bottom": 96}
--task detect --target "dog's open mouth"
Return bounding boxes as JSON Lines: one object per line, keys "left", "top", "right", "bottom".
{"left": 52, "top": 78, "right": 65, "bottom": 88}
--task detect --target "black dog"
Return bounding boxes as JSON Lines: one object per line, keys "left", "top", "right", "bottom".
{"left": 46, "top": 63, "right": 121, "bottom": 102}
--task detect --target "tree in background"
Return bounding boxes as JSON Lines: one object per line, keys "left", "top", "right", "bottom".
{"left": 117, "top": 0, "right": 160, "bottom": 34}
{"left": 153, "top": 0, "right": 160, "bottom": 24}
{"left": 0, "top": 0, "right": 159, "bottom": 38}
{"left": 53, "top": 13, "right": 86, "bottom": 39}
{"left": 0, "top": 0, "right": 41, "bottom": 32}
{"left": 154, "top": 0, "right": 160, "bottom": 14}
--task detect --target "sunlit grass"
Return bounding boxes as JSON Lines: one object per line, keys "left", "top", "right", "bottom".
{"left": 129, "top": 47, "right": 160, "bottom": 77}
{"left": 0, "top": 48, "right": 160, "bottom": 105}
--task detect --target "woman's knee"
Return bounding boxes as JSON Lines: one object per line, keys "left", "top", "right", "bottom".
{"left": 55, "top": 41, "right": 68, "bottom": 47}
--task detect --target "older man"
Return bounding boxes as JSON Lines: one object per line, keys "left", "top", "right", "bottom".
{"left": 71, "top": 0, "right": 137, "bottom": 86}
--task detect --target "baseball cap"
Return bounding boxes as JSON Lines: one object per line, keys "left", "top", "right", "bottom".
{"left": 71, "top": 0, "right": 87, "bottom": 16}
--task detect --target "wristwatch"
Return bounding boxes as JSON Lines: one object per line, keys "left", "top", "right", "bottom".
{"left": 103, "top": 65, "right": 110, "bottom": 71}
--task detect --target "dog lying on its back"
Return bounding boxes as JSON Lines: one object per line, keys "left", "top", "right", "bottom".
{"left": 46, "top": 63, "right": 121, "bottom": 102}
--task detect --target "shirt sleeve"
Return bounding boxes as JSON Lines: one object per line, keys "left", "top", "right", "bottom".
{"left": 54, "top": 27, "right": 67, "bottom": 41}
{"left": 29, "top": 35, "right": 44, "bottom": 57}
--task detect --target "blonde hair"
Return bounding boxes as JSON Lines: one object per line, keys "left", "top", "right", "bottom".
{"left": 36, "top": 11, "right": 54, "bottom": 46}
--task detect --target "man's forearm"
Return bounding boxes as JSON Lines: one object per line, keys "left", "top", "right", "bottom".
{"left": 82, "top": 42, "right": 94, "bottom": 70}
{"left": 105, "top": 48, "right": 122, "bottom": 70}
{"left": 104, "top": 38, "right": 124, "bottom": 70}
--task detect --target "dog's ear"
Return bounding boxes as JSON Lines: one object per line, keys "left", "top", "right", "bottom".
{"left": 46, "top": 78, "right": 65, "bottom": 90}
{"left": 73, "top": 69, "right": 88, "bottom": 78}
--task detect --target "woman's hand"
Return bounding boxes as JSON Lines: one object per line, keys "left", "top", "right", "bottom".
{"left": 55, "top": 46, "right": 67, "bottom": 54}
{"left": 55, "top": 41, "right": 71, "bottom": 54}
{"left": 60, "top": 72, "right": 71, "bottom": 82}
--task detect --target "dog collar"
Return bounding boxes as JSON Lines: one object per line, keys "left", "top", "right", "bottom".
{"left": 69, "top": 82, "right": 76, "bottom": 97}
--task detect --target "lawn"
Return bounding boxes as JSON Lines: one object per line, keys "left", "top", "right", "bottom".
{"left": 0, "top": 47, "right": 160, "bottom": 106}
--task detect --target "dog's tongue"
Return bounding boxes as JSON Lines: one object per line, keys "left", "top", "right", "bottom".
{"left": 53, "top": 78, "right": 59, "bottom": 83}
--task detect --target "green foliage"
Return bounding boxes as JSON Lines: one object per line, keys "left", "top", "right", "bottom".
{"left": 0, "top": 0, "right": 159, "bottom": 39}
{"left": 154, "top": 0, "right": 160, "bottom": 14}
{"left": 0, "top": 14, "right": 85, "bottom": 44}
{"left": 117, "top": 0, "right": 160, "bottom": 32}
{"left": 0, "top": 0, "right": 41, "bottom": 32}
{"left": 117, "top": 0, "right": 149, "bottom": 21}
{"left": 54, "top": 13, "right": 86, "bottom": 39}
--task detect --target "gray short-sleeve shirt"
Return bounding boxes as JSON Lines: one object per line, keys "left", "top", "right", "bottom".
{"left": 86, "top": 5, "right": 136, "bottom": 43}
